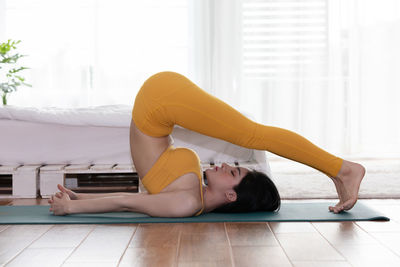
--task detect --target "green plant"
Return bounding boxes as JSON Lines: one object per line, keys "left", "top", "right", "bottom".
{"left": 0, "top": 39, "right": 31, "bottom": 105}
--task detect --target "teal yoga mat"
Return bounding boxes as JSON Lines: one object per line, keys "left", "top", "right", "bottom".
{"left": 0, "top": 202, "right": 389, "bottom": 225}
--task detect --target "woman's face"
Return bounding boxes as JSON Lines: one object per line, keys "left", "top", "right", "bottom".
{"left": 205, "top": 162, "right": 249, "bottom": 192}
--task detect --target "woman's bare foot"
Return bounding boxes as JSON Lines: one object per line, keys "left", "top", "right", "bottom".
{"left": 329, "top": 160, "right": 366, "bottom": 213}
{"left": 329, "top": 176, "right": 347, "bottom": 211}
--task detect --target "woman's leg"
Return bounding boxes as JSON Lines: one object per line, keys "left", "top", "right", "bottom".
{"left": 133, "top": 71, "right": 342, "bottom": 177}
{"left": 132, "top": 71, "right": 365, "bottom": 212}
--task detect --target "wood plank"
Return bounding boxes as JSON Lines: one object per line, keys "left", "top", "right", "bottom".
{"left": 274, "top": 232, "right": 345, "bottom": 261}
{"left": 0, "top": 225, "right": 53, "bottom": 266}
{"left": 231, "top": 246, "right": 292, "bottom": 267}
{"left": 0, "top": 225, "right": 9, "bottom": 232}
{"left": 312, "top": 222, "right": 377, "bottom": 245}
{"left": 128, "top": 223, "right": 180, "bottom": 248}
{"left": 178, "top": 262, "right": 227, "bottom": 267}
{"left": 62, "top": 262, "right": 117, "bottom": 267}
{"left": 292, "top": 262, "right": 352, "bottom": 267}
{"left": 63, "top": 224, "right": 135, "bottom": 264}
{"left": 29, "top": 224, "right": 95, "bottom": 248}
{"left": 355, "top": 220, "right": 400, "bottom": 233}
{"left": 119, "top": 246, "right": 177, "bottom": 267}
{"left": 0, "top": 199, "right": 12, "bottom": 206}
{"left": 332, "top": 243, "right": 400, "bottom": 267}
{"left": 368, "top": 232, "right": 400, "bottom": 257}
{"left": 226, "top": 222, "right": 279, "bottom": 246}
{"left": 177, "top": 223, "right": 232, "bottom": 266}
{"left": 9, "top": 198, "right": 49, "bottom": 206}
{"left": 2, "top": 199, "right": 400, "bottom": 267}
{"left": 270, "top": 222, "right": 316, "bottom": 233}
{"left": 119, "top": 223, "right": 181, "bottom": 266}
{"left": 5, "top": 247, "right": 75, "bottom": 267}
{"left": 4, "top": 224, "right": 96, "bottom": 267}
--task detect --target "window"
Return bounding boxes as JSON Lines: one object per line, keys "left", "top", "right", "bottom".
{"left": 2, "top": 0, "right": 189, "bottom": 107}
{"left": 242, "top": 0, "right": 328, "bottom": 79}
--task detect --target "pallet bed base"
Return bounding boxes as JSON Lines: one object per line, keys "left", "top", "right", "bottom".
{"left": 0, "top": 162, "right": 261, "bottom": 198}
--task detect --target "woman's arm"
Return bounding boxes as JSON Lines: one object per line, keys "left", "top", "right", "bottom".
{"left": 72, "top": 192, "right": 200, "bottom": 217}
{"left": 120, "top": 191, "right": 200, "bottom": 217}
{"left": 55, "top": 184, "right": 135, "bottom": 200}
{"left": 50, "top": 190, "right": 200, "bottom": 217}
{"left": 67, "top": 196, "right": 127, "bottom": 214}
{"left": 49, "top": 192, "right": 126, "bottom": 215}
{"left": 77, "top": 192, "right": 135, "bottom": 200}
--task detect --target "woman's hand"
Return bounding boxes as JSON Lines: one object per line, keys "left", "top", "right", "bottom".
{"left": 56, "top": 184, "right": 79, "bottom": 200}
{"left": 48, "top": 191, "right": 71, "bottom": 216}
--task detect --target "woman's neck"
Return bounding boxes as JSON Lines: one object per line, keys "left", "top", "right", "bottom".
{"left": 202, "top": 185, "right": 226, "bottom": 213}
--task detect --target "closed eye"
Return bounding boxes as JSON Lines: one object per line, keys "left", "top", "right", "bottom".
{"left": 231, "top": 170, "right": 235, "bottom": 176}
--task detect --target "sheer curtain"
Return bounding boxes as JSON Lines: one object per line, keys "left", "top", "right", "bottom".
{"left": 193, "top": 0, "right": 400, "bottom": 159}
{"left": 1, "top": 0, "right": 191, "bottom": 107}
{"left": 1, "top": 0, "right": 399, "bottom": 158}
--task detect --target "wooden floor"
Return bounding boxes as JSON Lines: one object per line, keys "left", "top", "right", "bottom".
{"left": 1, "top": 198, "right": 400, "bottom": 267}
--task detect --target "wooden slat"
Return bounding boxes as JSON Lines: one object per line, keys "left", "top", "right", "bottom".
{"left": 40, "top": 164, "right": 67, "bottom": 171}
{"left": 89, "top": 164, "right": 116, "bottom": 172}
{"left": 0, "top": 165, "right": 20, "bottom": 173}
{"left": 64, "top": 165, "right": 91, "bottom": 174}
{"left": 67, "top": 186, "right": 137, "bottom": 192}
{"left": 113, "top": 164, "right": 135, "bottom": 172}
{"left": 15, "top": 165, "right": 42, "bottom": 172}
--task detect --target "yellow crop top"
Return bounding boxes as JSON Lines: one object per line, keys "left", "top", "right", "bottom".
{"left": 140, "top": 144, "right": 205, "bottom": 216}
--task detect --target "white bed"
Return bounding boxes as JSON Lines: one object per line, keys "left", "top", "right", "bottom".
{"left": 0, "top": 104, "right": 273, "bottom": 197}
{"left": 0, "top": 104, "right": 271, "bottom": 172}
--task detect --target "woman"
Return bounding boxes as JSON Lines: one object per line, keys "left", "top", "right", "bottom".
{"left": 49, "top": 71, "right": 366, "bottom": 217}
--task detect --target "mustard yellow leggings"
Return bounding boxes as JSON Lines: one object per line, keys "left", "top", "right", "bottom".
{"left": 132, "top": 71, "right": 343, "bottom": 178}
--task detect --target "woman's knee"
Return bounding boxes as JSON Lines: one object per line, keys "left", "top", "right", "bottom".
{"left": 140, "top": 71, "right": 187, "bottom": 98}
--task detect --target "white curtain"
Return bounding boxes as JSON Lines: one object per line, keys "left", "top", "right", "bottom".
{"left": 1, "top": 0, "right": 399, "bottom": 158}
{"left": 1, "top": 0, "right": 191, "bottom": 107}
{"left": 193, "top": 0, "right": 400, "bottom": 158}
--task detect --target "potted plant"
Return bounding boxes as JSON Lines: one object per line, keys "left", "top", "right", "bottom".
{"left": 0, "top": 39, "right": 31, "bottom": 105}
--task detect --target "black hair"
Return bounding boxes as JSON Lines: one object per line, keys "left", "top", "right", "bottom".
{"left": 212, "top": 169, "right": 281, "bottom": 213}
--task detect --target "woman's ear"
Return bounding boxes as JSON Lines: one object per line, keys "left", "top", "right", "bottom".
{"left": 225, "top": 190, "right": 237, "bottom": 202}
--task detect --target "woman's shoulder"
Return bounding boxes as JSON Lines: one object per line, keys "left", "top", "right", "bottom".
{"left": 174, "top": 186, "right": 204, "bottom": 214}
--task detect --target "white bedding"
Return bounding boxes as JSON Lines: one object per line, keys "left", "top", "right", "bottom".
{"left": 0, "top": 104, "right": 132, "bottom": 127}
{"left": 0, "top": 105, "right": 271, "bottom": 176}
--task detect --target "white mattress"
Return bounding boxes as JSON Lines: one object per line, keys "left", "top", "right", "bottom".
{"left": 0, "top": 105, "right": 271, "bottom": 176}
